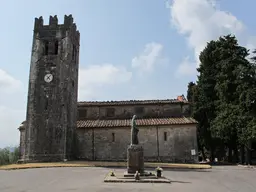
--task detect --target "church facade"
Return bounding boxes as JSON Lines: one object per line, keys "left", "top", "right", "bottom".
{"left": 75, "top": 99, "right": 198, "bottom": 163}
{"left": 18, "top": 15, "right": 198, "bottom": 163}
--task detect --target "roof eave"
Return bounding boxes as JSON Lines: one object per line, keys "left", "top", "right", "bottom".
{"left": 77, "top": 122, "right": 198, "bottom": 129}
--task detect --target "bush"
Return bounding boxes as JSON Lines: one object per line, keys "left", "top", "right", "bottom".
{"left": 0, "top": 146, "right": 19, "bottom": 165}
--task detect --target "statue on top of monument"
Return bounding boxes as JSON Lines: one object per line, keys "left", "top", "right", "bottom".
{"left": 131, "top": 115, "right": 139, "bottom": 145}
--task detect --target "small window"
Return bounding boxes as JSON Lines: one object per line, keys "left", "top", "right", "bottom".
{"left": 54, "top": 41, "right": 58, "bottom": 55}
{"left": 135, "top": 107, "right": 144, "bottom": 114}
{"left": 164, "top": 132, "right": 167, "bottom": 141}
{"left": 106, "top": 108, "right": 115, "bottom": 117}
{"left": 112, "top": 133, "right": 115, "bottom": 142}
{"left": 45, "top": 99, "right": 48, "bottom": 110}
{"left": 44, "top": 41, "right": 49, "bottom": 55}
{"left": 72, "top": 80, "right": 74, "bottom": 87}
{"left": 78, "top": 109, "right": 87, "bottom": 120}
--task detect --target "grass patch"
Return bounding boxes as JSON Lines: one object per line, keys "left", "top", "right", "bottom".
{"left": 0, "top": 161, "right": 211, "bottom": 170}
{"left": 146, "top": 162, "right": 211, "bottom": 169}
{"left": 0, "top": 162, "right": 91, "bottom": 170}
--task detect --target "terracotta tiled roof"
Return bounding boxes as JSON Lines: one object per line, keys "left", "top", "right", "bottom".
{"left": 177, "top": 95, "right": 186, "bottom": 102}
{"left": 77, "top": 117, "right": 197, "bottom": 128}
{"left": 78, "top": 99, "right": 188, "bottom": 106}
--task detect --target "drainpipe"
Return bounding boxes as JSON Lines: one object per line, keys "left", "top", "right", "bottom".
{"left": 63, "top": 112, "right": 67, "bottom": 161}
{"left": 92, "top": 128, "right": 95, "bottom": 160}
{"left": 156, "top": 125, "right": 159, "bottom": 162}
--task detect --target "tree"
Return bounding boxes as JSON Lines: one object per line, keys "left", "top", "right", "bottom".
{"left": 210, "top": 35, "right": 255, "bottom": 163}
{"left": 189, "top": 34, "right": 256, "bottom": 163}
{"left": 237, "top": 49, "right": 256, "bottom": 164}
{"left": 0, "top": 147, "right": 19, "bottom": 165}
{"left": 194, "top": 40, "right": 221, "bottom": 161}
{"left": 187, "top": 81, "right": 197, "bottom": 116}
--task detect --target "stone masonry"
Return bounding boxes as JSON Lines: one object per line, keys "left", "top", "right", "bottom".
{"left": 23, "top": 15, "right": 80, "bottom": 162}
{"left": 75, "top": 100, "right": 198, "bottom": 163}
{"left": 76, "top": 123, "right": 198, "bottom": 163}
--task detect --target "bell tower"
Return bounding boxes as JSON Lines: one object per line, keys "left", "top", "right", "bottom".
{"left": 24, "top": 15, "right": 80, "bottom": 162}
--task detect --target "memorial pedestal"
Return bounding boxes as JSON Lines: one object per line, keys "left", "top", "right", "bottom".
{"left": 127, "top": 144, "right": 144, "bottom": 174}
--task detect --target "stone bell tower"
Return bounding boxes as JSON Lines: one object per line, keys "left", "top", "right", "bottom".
{"left": 23, "top": 15, "right": 80, "bottom": 162}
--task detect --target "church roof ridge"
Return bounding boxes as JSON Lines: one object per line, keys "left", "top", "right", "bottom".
{"left": 78, "top": 98, "right": 188, "bottom": 106}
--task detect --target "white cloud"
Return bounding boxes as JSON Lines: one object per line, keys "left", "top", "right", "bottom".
{"left": 0, "top": 69, "right": 23, "bottom": 94}
{"left": 131, "top": 42, "right": 164, "bottom": 72}
{"left": 78, "top": 42, "right": 166, "bottom": 100}
{"left": 176, "top": 57, "right": 197, "bottom": 76}
{"left": 247, "top": 36, "right": 256, "bottom": 53}
{"left": 0, "top": 69, "right": 24, "bottom": 148}
{"left": 0, "top": 106, "right": 25, "bottom": 148}
{"left": 168, "top": 0, "right": 251, "bottom": 75}
{"left": 78, "top": 64, "right": 132, "bottom": 100}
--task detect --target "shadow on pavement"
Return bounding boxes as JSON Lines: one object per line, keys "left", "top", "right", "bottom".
{"left": 163, "top": 168, "right": 212, "bottom": 172}
{"left": 171, "top": 180, "right": 192, "bottom": 184}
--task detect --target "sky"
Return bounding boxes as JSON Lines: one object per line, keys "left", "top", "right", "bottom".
{"left": 0, "top": 0, "right": 256, "bottom": 148}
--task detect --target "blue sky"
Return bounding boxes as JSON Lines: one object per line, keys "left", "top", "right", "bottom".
{"left": 0, "top": 0, "right": 255, "bottom": 147}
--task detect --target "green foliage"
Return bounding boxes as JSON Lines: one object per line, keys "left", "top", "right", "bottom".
{"left": 187, "top": 82, "right": 196, "bottom": 102}
{"left": 193, "top": 39, "right": 221, "bottom": 159}
{"left": 188, "top": 34, "right": 256, "bottom": 162}
{"left": 210, "top": 35, "right": 248, "bottom": 145}
{"left": 187, "top": 82, "right": 198, "bottom": 116}
{"left": 0, "top": 147, "right": 19, "bottom": 166}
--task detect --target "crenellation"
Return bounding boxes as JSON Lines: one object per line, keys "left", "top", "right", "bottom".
{"left": 34, "top": 16, "right": 44, "bottom": 31}
{"left": 64, "top": 14, "right": 74, "bottom": 28}
{"left": 72, "top": 23, "right": 77, "bottom": 33}
{"left": 49, "top": 15, "right": 58, "bottom": 26}
{"left": 33, "top": 15, "right": 79, "bottom": 38}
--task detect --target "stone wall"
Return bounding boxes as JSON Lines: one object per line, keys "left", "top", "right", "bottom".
{"left": 19, "top": 129, "right": 26, "bottom": 160}
{"left": 76, "top": 124, "right": 198, "bottom": 163}
{"left": 78, "top": 103, "right": 190, "bottom": 120}
{"left": 157, "top": 125, "right": 198, "bottom": 162}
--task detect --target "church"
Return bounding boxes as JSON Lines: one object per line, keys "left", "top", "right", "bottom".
{"left": 18, "top": 15, "right": 198, "bottom": 163}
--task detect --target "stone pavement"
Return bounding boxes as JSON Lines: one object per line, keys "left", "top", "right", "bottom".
{"left": 0, "top": 166, "right": 255, "bottom": 192}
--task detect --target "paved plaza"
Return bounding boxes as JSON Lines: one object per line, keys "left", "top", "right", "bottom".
{"left": 0, "top": 166, "right": 255, "bottom": 192}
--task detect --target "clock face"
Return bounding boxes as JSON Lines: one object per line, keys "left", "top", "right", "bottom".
{"left": 44, "top": 73, "right": 53, "bottom": 83}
